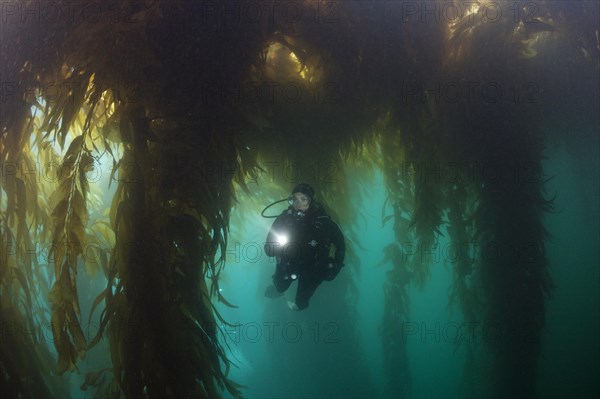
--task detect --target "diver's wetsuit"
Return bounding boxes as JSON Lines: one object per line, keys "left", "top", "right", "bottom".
{"left": 264, "top": 203, "right": 345, "bottom": 310}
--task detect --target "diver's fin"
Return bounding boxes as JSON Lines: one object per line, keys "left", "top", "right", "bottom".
{"left": 264, "top": 285, "right": 284, "bottom": 298}
{"left": 287, "top": 300, "right": 299, "bottom": 311}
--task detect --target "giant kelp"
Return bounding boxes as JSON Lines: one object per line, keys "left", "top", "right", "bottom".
{"left": 1, "top": 1, "right": 598, "bottom": 398}
{"left": 377, "top": 0, "right": 597, "bottom": 397}
{"left": 439, "top": 3, "right": 559, "bottom": 396}
{"left": 2, "top": 1, "right": 262, "bottom": 397}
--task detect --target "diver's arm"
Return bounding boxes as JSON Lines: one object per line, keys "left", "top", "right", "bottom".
{"left": 330, "top": 220, "right": 345, "bottom": 265}
{"left": 320, "top": 219, "right": 345, "bottom": 281}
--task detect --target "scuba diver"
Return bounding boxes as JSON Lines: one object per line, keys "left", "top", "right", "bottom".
{"left": 263, "top": 183, "right": 345, "bottom": 310}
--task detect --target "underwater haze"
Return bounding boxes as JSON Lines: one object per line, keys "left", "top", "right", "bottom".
{"left": 213, "top": 142, "right": 599, "bottom": 399}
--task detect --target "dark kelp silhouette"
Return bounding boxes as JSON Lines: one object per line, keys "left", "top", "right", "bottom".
{"left": 1, "top": 1, "right": 597, "bottom": 398}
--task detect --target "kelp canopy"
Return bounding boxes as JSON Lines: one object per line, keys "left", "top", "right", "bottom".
{"left": 1, "top": 1, "right": 598, "bottom": 398}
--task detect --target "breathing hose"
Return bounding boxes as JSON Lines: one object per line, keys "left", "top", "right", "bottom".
{"left": 261, "top": 198, "right": 290, "bottom": 218}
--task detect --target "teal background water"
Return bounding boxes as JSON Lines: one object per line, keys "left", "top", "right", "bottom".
{"left": 207, "top": 132, "right": 598, "bottom": 398}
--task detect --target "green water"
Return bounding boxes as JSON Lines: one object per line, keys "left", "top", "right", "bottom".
{"left": 209, "top": 138, "right": 599, "bottom": 398}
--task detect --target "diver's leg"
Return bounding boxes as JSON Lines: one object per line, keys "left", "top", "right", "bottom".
{"left": 295, "top": 274, "right": 322, "bottom": 310}
{"left": 272, "top": 262, "right": 293, "bottom": 293}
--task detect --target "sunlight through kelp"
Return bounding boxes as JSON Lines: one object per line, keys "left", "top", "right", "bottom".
{"left": 1, "top": 1, "right": 598, "bottom": 398}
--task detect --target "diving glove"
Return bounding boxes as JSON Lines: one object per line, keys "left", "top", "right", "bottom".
{"left": 323, "top": 258, "right": 343, "bottom": 281}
